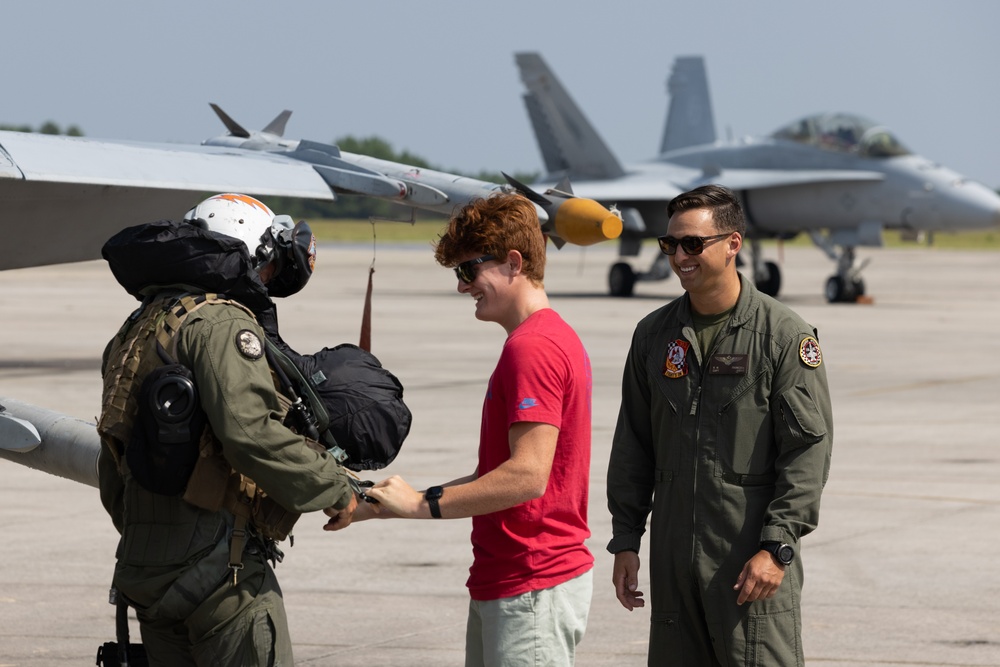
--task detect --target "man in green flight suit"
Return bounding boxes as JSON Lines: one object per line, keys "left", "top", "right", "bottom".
{"left": 97, "top": 194, "right": 358, "bottom": 666}
{"left": 607, "top": 185, "right": 833, "bottom": 666}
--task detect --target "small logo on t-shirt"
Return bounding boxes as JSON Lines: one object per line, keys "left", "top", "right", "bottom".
{"left": 518, "top": 398, "right": 538, "bottom": 410}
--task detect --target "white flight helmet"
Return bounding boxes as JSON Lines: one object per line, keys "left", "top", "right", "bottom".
{"left": 183, "top": 193, "right": 293, "bottom": 269}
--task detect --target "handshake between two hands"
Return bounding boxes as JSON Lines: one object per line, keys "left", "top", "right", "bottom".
{"left": 322, "top": 474, "right": 420, "bottom": 531}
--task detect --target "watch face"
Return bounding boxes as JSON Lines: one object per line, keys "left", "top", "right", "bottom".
{"left": 777, "top": 545, "right": 794, "bottom": 564}
{"left": 425, "top": 486, "right": 444, "bottom": 500}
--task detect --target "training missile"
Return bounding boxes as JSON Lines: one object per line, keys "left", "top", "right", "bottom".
{"left": 0, "top": 398, "right": 100, "bottom": 488}
{"left": 503, "top": 173, "right": 623, "bottom": 248}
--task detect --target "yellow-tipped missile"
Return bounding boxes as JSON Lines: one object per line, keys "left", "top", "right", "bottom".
{"left": 549, "top": 195, "right": 623, "bottom": 247}
{"left": 503, "top": 173, "right": 622, "bottom": 248}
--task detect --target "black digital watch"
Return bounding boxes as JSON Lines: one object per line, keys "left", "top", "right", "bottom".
{"left": 760, "top": 541, "right": 794, "bottom": 566}
{"left": 424, "top": 486, "right": 444, "bottom": 518}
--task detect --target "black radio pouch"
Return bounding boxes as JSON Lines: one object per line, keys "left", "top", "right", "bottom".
{"left": 125, "top": 341, "right": 206, "bottom": 496}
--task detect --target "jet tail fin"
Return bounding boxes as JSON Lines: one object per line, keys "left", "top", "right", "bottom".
{"left": 515, "top": 52, "right": 625, "bottom": 180}
{"left": 660, "top": 56, "right": 716, "bottom": 154}
{"left": 209, "top": 103, "right": 250, "bottom": 138}
{"left": 209, "top": 104, "right": 291, "bottom": 139}
{"left": 261, "top": 110, "right": 292, "bottom": 137}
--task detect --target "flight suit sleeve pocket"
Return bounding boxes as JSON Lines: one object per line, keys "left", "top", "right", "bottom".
{"left": 777, "top": 384, "right": 827, "bottom": 446}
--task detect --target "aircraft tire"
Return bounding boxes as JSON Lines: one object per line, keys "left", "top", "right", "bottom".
{"left": 825, "top": 276, "right": 843, "bottom": 302}
{"left": 825, "top": 275, "right": 866, "bottom": 303}
{"left": 609, "top": 262, "right": 637, "bottom": 297}
{"left": 825, "top": 275, "right": 852, "bottom": 303}
{"left": 756, "top": 261, "right": 782, "bottom": 297}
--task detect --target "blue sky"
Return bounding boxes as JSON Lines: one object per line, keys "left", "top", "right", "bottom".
{"left": 5, "top": 1, "right": 999, "bottom": 187}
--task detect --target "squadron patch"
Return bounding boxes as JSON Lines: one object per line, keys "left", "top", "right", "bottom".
{"left": 799, "top": 336, "right": 822, "bottom": 368}
{"left": 663, "top": 340, "right": 690, "bottom": 378}
{"left": 236, "top": 329, "right": 264, "bottom": 360}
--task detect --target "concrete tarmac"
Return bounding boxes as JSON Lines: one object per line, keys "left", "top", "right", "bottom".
{"left": 1, "top": 240, "right": 998, "bottom": 666}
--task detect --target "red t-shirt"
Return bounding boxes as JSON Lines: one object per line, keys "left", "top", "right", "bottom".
{"left": 467, "top": 308, "right": 594, "bottom": 601}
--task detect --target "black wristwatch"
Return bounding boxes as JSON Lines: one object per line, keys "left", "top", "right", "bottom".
{"left": 424, "top": 486, "right": 444, "bottom": 518}
{"left": 760, "top": 541, "right": 794, "bottom": 565}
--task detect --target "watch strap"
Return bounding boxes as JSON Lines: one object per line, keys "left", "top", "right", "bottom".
{"left": 425, "top": 486, "right": 443, "bottom": 519}
{"left": 760, "top": 541, "right": 794, "bottom": 565}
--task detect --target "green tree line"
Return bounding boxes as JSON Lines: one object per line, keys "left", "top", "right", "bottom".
{"left": 0, "top": 121, "right": 83, "bottom": 135}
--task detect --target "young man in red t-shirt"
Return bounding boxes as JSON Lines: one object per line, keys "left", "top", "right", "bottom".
{"left": 357, "top": 192, "right": 594, "bottom": 666}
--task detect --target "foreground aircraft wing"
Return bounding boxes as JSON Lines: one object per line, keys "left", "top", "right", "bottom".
{"left": 0, "top": 107, "right": 621, "bottom": 271}
{"left": 0, "top": 132, "right": 333, "bottom": 196}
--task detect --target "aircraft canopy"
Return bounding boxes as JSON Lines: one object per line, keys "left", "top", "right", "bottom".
{"left": 772, "top": 113, "right": 910, "bottom": 158}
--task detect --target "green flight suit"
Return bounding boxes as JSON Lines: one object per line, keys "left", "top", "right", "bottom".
{"left": 607, "top": 275, "right": 833, "bottom": 666}
{"left": 98, "top": 297, "right": 353, "bottom": 667}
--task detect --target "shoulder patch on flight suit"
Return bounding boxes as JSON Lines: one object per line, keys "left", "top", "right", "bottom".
{"left": 663, "top": 340, "right": 690, "bottom": 378}
{"left": 235, "top": 329, "right": 264, "bottom": 360}
{"left": 799, "top": 336, "right": 822, "bottom": 368}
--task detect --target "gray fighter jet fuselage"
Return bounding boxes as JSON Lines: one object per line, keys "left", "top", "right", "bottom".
{"left": 516, "top": 52, "right": 1000, "bottom": 301}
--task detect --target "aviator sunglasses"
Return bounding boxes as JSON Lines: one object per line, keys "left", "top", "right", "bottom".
{"left": 657, "top": 232, "right": 732, "bottom": 256}
{"left": 454, "top": 254, "right": 497, "bottom": 284}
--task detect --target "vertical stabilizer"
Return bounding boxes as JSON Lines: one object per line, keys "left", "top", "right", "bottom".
{"left": 660, "top": 56, "right": 716, "bottom": 154}
{"left": 515, "top": 52, "right": 625, "bottom": 180}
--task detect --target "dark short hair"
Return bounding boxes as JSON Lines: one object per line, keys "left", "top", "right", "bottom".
{"left": 434, "top": 193, "right": 546, "bottom": 285}
{"left": 667, "top": 185, "right": 746, "bottom": 235}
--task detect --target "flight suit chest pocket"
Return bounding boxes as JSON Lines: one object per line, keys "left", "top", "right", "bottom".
{"left": 715, "top": 367, "right": 773, "bottom": 477}
{"left": 649, "top": 352, "right": 690, "bottom": 425}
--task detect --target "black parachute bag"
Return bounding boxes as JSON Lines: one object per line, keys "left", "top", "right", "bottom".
{"left": 293, "top": 344, "right": 411, "bottom": 471}
{"left": 125, "top": 346, "right": 206, "bottom": 495}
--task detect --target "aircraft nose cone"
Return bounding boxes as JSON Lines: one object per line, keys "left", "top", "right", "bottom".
{"left": 946, "top": 179, "right": 1000, "bottom": 230}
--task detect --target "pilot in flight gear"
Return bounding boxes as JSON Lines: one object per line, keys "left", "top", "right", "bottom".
{"left": 97, "top": 194, "right": 357, "bottom": 667}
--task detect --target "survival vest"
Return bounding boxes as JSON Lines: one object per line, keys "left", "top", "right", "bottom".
{"left": 98, "top": 293, "right": 302, "bottom": 578}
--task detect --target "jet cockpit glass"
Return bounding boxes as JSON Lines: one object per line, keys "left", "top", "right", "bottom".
{"left": 772, "top": 113, "right": 910, "bottom": 158}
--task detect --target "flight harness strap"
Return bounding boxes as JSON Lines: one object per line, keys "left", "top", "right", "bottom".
{"left": 153, "top": 293, "right": 266, "bottom": 585}
{"left": 228, "top": 477, "right": 257, "bottom": 585}
{"left": 154, "top": 292, "right": 255, "bottom": 360}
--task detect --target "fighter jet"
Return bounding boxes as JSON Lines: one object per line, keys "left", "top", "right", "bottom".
{"left": 516, "top": 52, "right": 1000, "bottom": 301}
{"left": 0, "top": 104, "right": 621, "bottom": 271}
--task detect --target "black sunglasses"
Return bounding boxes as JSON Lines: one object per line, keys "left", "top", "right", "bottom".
{"left": 454, "top": 254, "right": 497, "bottom": 284}
{"left": 657, "top": 232, "right": 732, "bottom": 256}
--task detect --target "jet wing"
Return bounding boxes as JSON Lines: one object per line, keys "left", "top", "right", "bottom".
{"left": 550, "top": 168, "right": 886, "bottom": 205}
{"left": 0, "top": 131, "right": 342, "bottom": 270}
{"left": 0, "top": 131, "right": 334, "bottom": 198}
{"left": 709, "top": 168, "right": 886, "bottom": 191}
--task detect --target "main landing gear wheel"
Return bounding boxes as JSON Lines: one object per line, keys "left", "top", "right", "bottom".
{"left": 609, "top": 262, "right": 637, "bottom": 297}
{"left": 825, "top": 275, "right": 866, "bottom": 303}
{"left": 755, "top": 260, "right": 782, "bottom": 297}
